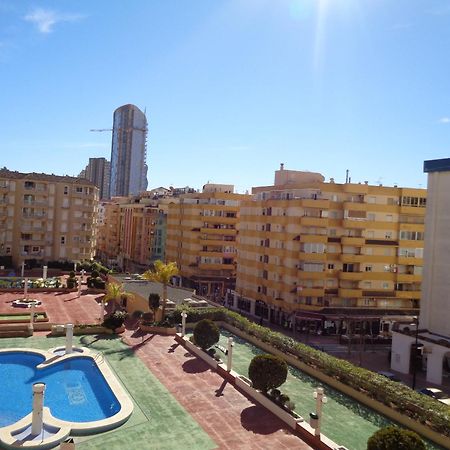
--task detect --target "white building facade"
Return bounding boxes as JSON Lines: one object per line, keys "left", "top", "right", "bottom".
{"left": 391, "top": 158, "right": 450, "bottom": 385}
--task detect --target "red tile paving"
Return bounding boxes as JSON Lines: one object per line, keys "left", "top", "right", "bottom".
{"left": 0, "top": 286, "right": 104, "bottom": 325}
{"left": 122, "top": 329, "right": 312, "bottom": 449}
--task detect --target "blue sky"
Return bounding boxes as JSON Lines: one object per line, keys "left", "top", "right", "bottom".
{"left": 1, "top": 0, "right": 449, "bottom": 193}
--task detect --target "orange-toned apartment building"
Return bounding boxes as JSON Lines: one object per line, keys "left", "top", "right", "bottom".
{"left": 166, "top": 184, "right": 251, "bottom": 297}
{"left": 96, "top": 192, "right": 171, "bottom": 272}
{"left": 0, "top": 169, "right": 98, "bottom": 269}
{"left": 232, "top": 166, "right": 426, "bottom": 329}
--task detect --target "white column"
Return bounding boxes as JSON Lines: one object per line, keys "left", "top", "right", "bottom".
{"left": 65, "top": 323, "right": 74, "bottom": 354}
{"left": 21, "top": 261, "right": 25, "bottom": 278}
{"left": 81, "top": 269, "right": 85, "bottom": 283}
{"left": 226, "top": 337, "right": 234, "bottom": 372}
{"left": 30, "top": 303, "right": 35, "bottom": 327}
{"left": 31, "top": 383, "right": 46, "bottom": 436}
{"left": 77, "top": 277, "right": 82, "bottom": 298}
{"left": 74, "top": 262, "right": 77, "bottom": 272}
{"left": 42, "top": 266, "right": 48, "bottom": 280}
{"left": 313, "top": 387, "right": 327, "bottom": 436}
{"left": 181, "top": 312, "right": 187, "bottom": 337}
{"left": 24, "top": 277, "right": 28, "bottom": 300}
{"left": 426, "top": 349, "right": 444, "bottom": 385}
{"left": 100, "top": 298, "right": 105, "bottom": 322}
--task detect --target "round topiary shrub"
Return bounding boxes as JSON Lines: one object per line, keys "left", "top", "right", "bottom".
{"left": 367, "top": 426, "right": 425, "bottom": 450}
{"left": 102, "top": 310, "right": 128, "bottom": 331}
{"left": 193, "top": 319, "right": 220, "bottom": 350}
{"left": 91, "top": 269, "right": 100, "bottom": 279}
{"left": 248, "top": 354, "right": 288, "bottom": 393}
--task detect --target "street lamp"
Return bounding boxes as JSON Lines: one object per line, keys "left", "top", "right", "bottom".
{"left": 412, "top": 316, "right": 419, "bottom": 390}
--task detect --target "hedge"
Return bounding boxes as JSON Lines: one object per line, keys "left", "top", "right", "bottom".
{"left": 170, "top": 306, "right": 450, "bottom": 437}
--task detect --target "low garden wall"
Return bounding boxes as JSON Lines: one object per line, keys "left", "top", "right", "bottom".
{"left": 172, "top": 307, "right": 450, "bottom": 449}
{"left": 175, "top": 333, "right": 344, "bottom": 450}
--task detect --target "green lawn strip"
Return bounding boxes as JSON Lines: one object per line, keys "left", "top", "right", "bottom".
{"left": 0, "top": 335, "right": 216, "bottom": 450}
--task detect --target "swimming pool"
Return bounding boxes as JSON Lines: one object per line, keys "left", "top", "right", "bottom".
{"left": 0, "top": 352, "right": 121, "bottom": 427}
{"left": 0, "top": 347, "right": 133, "bottom": 449}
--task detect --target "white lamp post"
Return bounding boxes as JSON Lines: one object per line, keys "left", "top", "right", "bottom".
{"left": 42, "top": 266, "right": 48, "bottom": 280}
{"left": 100, "top": 298, "right": 105, "bottom": 322}
{"left": 65, "top": 323, "right": 74, "bottom": 354}
{"left": 181, "top": 312, "right": 187, "bottom": 337}
{"left": 312, "top": 387, "right": 327, "bottom": 436}
{"left": 24, "top": 277, "right": 28, "bottom": 300}
{"left": 226, "top": 337, "right": 234, "bottom": 372}
{"left": 77, "top": 277, "right": 82, "bottom": 298}
{"left": 21, "top": 261, "right": 25, "bottom": 278}
{"left": 31, "top": 382, "right": 46, "bottom": 436}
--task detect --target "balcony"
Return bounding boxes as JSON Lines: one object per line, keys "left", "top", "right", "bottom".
{"left": 299, "top": 234, "right": 328, "bottom": 244}
{"left": 300, "top": 216, "right": 328, "bottom": 227}
{"left": 338, "top": 288, "right": 362, "bottom": 298}
{"left": 300, "top": 198, "right": 330, "bottom": 209}
{"left": 342, "top": 219, "right": 367, "bottom": 229}
{"left": 297, "top": 271, "right": 326, "bottom": 280}
{"left": 327, "top": 237, "right": 341, "bottom": 243}
{"left": 339, "top": 271, "right": 364, "bottom": 281}
{"left": 341, "top": 236, "right": 365, "bottom": 246}
{"left": 396, "top": 290, "right": 421, "bottom": 299}
{"left": 398, "top": 256, "right": 423, "bottom": 265}
{"left": 362, "top": 290, "right": 395, "bottom": 298}
{"left": 200, "top": 227, "right": 237, "bottom": 235}
{"left": 396, "top": 273, "right": 422, "bottom": 283}
{"left": 298, "top": 287, "right": 325, "bottom": 297}
{"left": 343, "top": 201, "right": 368, "bottom": 211}
{"left": 339, "top": 254, "right": 365, "bottom": 263}
{"left": 299, "top": 251, "right": 327, "bottom": 262}
{"left": 365, "top": 239, "right": 398, "bottom": 246}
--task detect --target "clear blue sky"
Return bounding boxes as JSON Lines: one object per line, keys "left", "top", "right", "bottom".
{"left": 1, "top": 0, "right": 449, "bottom": 193}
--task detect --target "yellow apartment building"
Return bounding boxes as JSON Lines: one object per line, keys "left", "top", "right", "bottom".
{"left": 233, "top": 166, "right": 426, "bottom": 330}
{"left": 166, "top": 184, "right": 251, "bottom": 297}
{"left": 0, "top": 169, "right": 98, "bottom": 269}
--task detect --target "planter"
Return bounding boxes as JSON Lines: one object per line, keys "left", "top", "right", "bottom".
{"left": 114, "top": 325, "right": 126, "bottom": 334}
{"left": 184, "top": 338, "right": 219, "bottom": 369}
{"left": 139, "top": 324, "right": 176, "bottom": 335}
{"left": 50, "top": 325, "right": 113, "bottom": 336}
{"left": 235, "top": 376, "right": 303, "bottom": 430}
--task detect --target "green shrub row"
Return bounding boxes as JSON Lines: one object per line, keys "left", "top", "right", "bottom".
{"left": 170, "top": 306, "right": 450, "bottom": 437}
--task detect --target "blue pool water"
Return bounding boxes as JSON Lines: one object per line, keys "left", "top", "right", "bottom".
{"left": 0, "top": 352, "right": 121, "bottom": 427}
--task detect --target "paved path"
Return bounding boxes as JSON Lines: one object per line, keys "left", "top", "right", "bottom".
{"left": 0, "top": 288, "right": 103, "bottom": 325}
{"left": 123, "top": 330, "right": 312, "bottom": 449}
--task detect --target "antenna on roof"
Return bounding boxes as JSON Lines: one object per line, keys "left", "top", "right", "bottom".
{"left": 345, "top": 169, "right": 349, "bottom": 184}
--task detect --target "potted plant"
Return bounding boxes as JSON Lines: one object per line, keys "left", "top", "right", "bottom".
{"left": 102, "top": 310, "right": 128, "bottom": 333}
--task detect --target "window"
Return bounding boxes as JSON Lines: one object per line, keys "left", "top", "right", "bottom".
{"left": 385, "top": 231, "right": 392, "bottom": 239}
{"left": 367, "top": 213, "right": 376, "bottom": 221}
{"left": 327, "top": 263, "right": 334, "bottom": 270}
{"left": 61, "top": 236, "right": 65, "bottom": 245}
{"left": 367, "top": 231, "right": 375, "bottom": 238}
{"left": 386, "top": 214, "right": 393, "bottom": 222}
{"left": 76, "top": 186, "right": 83, "bottom": 193}
{"left": 329, "top": 229, "right": 336, "bottom": 237}
{"left": 365, "top": 247, "right": 373, "bottom": 255}
{"left": 63, "top": 186, "right": 68, "bottom": 195}
{"left": 365, "top": 265, "right": 372, "bottom": 272}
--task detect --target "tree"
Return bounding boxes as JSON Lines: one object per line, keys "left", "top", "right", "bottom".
{"left": 193, "top": 319, "right": 220, "bottom": 350}
{"left": 148, "top": 293, "right": 160, "bottom": 319}
{"left": 367, "top": 426, "right": 425, "bottom": 450}
{"left": 248, "top": 354, "right": 288, "bottom": 393}
{"left": 142, "top": 260, "right": 179, "bottom": 318}
{"left": 103, "top": 282, "right": 133, "bottom": 312}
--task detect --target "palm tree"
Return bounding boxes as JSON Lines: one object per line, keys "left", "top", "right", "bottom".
{"left": 142, "top": 260, "right": 179, "bottom": 318}
{"left": 103, "top": 282, "right": 133, "bottom": 314}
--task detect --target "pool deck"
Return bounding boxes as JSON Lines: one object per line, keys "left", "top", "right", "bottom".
{"left": 0, "top": 287, "right": 104, "bottom": 325}
{"left": 122, "top": 329, "right": 311, "bottom": 449}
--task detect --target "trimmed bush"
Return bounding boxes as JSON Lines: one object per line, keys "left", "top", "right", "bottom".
{"left": 367, "top": 426, "right": 425, "bottom": 450}
{"left": 148, "top": 293, "right": 160, "bottom": 316}
{"left": 248, "top": 354, "right": 288, "bottom": 393}
{"left": 102, "top": 310, "right": 127, "bottom": 331}
{"left": 193, "top": 319, "right": 220, "bottom": 350}
{"left": 91, "top": 269, "right": 100, "bottom": 279}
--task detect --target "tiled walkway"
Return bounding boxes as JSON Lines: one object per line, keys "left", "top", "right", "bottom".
{"left": 0, "top": 288, "right": 103, "bottom": 325}
{"left": 123, "top": 330, "right": 312, "bottom": 449}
